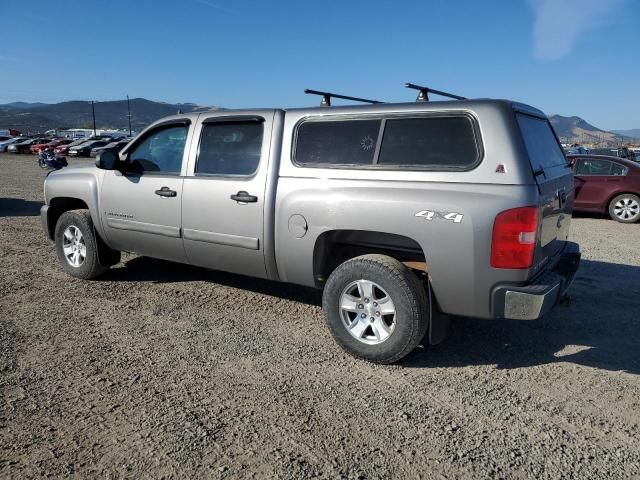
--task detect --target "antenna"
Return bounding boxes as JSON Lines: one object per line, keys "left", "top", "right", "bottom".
{"left": 404, "top": 83, "right": 467, "bottom": 102}
{"left": 304, "top": 89, "right": 382, "bottom": 107}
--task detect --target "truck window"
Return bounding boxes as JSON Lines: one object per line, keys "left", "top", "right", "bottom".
{"left": 196, "top": 122, "right": 263, "bottom": 176}
{"left": 377, "top": 116, "right": 480, "bottom": 169}
{"left": 295, "top": 119, "right": 380, "bottom": 166}
{"left": 127, "top": 125, "right": 188, "bottom": 174}
{"left": 516, "top": 114, "right": 567, "bottom": 172}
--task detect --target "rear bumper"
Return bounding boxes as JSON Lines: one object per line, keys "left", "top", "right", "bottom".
{"left": 492, "top": 242, "right": 580, "bottom": 320}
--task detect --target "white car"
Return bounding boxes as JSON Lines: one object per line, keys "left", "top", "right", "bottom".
{"left": 0, "top": 137, "right": 27, "bottom": 152}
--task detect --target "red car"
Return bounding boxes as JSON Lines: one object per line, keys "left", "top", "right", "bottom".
{"left": 30, "top": 138, "right": 72, "bottom": 154}
{"left": 568, "top": 154, "right": 640, "bottom": 223}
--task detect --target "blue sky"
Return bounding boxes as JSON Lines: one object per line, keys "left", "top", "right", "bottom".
{"left": 1, "top": 0, "right": 638, "bottom": 129}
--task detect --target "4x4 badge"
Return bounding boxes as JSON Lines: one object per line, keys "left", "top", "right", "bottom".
{"left": 415, "top": 210, "right": 464, "bottom": 223}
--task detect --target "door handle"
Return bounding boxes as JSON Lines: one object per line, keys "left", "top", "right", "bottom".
{"left": 230, "top": 191, "right": 258, "bottom": 203}
{"left": 155, "top": 186, "right": 177, "bottom": 197}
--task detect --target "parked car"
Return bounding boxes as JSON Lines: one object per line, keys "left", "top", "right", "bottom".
{"left": 56, "top": 136, "right": 116, "bottom": 156}
{"left": 68, "top": 140, "right": 113, "bottom": 157}
{"left": 41, "top": 95, "right": 582, "bottom": 364}
{"left": 30, "top": 138, "right": 73, "bottom": 154}
{"left": 55, "top": 138, "right": 91, "bottom": 156}
{"left": 0, "top": 135, "right": 13, "bottom": 142}
{"left": 0, "top": 137, "right": 27, "bottom": 152}
{"left": 89, "top": 139, "right": 131, "bottom": 158}
{"left": 569, "top": 154, "right": 640, "bottom": 223}
{"left": 7, "top": 138, "right": 49, "bottom": 154}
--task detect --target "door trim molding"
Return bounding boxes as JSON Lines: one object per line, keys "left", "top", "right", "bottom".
{"left": 106, "top": 217, "right": 181, "bottom": 238}
{"left": 183, "top": 228, "right": 259, "bottom": 250}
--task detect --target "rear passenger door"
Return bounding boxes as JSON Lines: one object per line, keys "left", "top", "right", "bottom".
{"left": 574, "top": 158, "right": 625, "bottom": 210}
{"left": 181, "top": 113, "right": 274, "bottom": 279}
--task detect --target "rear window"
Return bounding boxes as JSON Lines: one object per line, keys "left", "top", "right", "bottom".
{"left": 294, "top": 115, "right": 481, "bottom": 169}
{"left": 516, "top": 114, "right": 567, "bottom": 171}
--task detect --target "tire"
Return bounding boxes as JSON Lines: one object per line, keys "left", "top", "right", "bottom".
{"left": 322, "top": 254, "right": 429, "bottom": 364}
{"left": 608, "top": 194, "right": 640, "bottom": 223}
{"left": 54, "top": 209, "right": 119, "bottom": 279}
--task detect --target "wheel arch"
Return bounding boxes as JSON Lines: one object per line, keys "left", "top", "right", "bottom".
{"left": 312, "top": 229, "right": 428, "bottom": 288}
{"left": 45, "top": 197, "right": 91, "bottom": 240}
{"left": 606, "top": 191, "right": 640, "bottom": 221}
{"left": 606, "top": 190, "right": 640, "bottom": 209}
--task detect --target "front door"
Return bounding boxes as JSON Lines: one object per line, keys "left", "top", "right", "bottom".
{"left": 181, "top": 113, "right": 274, "bottom": 279}
{"left": 100, "top": 122, "right": 191, "bottom": 263}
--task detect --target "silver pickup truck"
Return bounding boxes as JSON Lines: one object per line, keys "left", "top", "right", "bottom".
{"left": 41, "top": 95, "right": 580, "bottom": 363}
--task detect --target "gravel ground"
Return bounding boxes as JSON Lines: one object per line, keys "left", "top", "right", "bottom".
{"left": 1, "top": 152, "right": 639, "bottom": 479}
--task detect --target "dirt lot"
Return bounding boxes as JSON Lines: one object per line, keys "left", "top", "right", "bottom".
{"left": 1, "top": 152, "right": 639, "bottom": 479}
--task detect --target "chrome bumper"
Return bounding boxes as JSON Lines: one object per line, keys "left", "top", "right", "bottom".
{"left": 492, "top": 242, "right": 580, "bottom": 320}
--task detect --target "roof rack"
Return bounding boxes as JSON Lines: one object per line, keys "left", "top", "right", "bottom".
{"left": 304, "top": 89, "right": 383, "bottom": 107}
{"left": 405, "top": 83, "right": 467, "bottom": 102}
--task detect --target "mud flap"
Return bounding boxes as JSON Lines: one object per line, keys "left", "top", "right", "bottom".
{"left": 92, "top": 222, "right": 120, "bottom": 267}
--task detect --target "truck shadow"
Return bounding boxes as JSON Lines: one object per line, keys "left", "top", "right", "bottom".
{"left": 103, "top": 256, "right": 323, "bottom": 307}
{"left": 105, "top": 256, "right": 640, "bottom": 375}
{"left": 0, "top": 198, "right": 43, "bottom": 217}
{"left": 405, "top": 259, "right": 640, "bottom": 375}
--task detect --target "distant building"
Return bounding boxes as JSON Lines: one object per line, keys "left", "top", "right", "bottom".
{"left": 57, "top": 128, "right": 132, "bottom": 139}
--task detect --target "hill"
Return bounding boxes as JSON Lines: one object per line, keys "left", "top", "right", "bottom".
{"left": 0, "top": 98, "right": 216, "bottom": 133}
{"left": 612, "top": 128, "right": 640, "bottom": 139}
{"left": 548, "top": 115, "right": 638, "bottom": 144}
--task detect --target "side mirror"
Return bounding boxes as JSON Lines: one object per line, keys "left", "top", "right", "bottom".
{"left": 96, "top": 150, "right": 119, "bottom": 170}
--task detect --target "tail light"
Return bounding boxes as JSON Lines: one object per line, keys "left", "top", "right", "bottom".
{"left": 491, "top": 206, "right": 539, "bottom": 269}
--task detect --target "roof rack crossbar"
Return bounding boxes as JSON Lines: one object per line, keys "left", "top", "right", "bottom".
{"left": 404, "top": 83, "right": 467, "bottom": 102}
{"left": 304, "top": 89, "right": 383, "bottom": 107}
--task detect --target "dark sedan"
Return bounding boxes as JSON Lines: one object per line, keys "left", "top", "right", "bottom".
{"left": 569, "top": 154, "right": 640, "bottom": 223}
{"left": 68, "top": 140, "right": 111, "bottom": 157}
{"left": 89, "top": 139, "right": 130, "bottom": 158}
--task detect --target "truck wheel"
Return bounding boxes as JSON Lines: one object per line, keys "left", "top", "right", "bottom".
{"left": 322, "top": 254, "right": 429, "bottom": 364}
{"left": 608, "top": 194, "right": 640, "bottom": 223}
{"left": 54, "top": 209, "right": 118, "bottom": 279}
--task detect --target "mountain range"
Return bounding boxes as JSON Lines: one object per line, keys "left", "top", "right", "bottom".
{"left": 0, "top": 99, "right": 637, "bottom": 143}
{"left": 0, "top": 99, "right": 215, "bottom": 133}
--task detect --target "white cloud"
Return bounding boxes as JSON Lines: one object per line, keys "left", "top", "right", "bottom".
{"left": 530, "top": 0, "right": 624, "bottom": 60}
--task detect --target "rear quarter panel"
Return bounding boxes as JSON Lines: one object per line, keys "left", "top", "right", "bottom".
{"left": 275, "top": 179, "right": 539, "bottom": 318}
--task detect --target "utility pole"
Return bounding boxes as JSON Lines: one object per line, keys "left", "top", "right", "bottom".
{"left": 90, "top": 100, "right": 96, "bottom": 135}
{"left": 126, "top": 95, "right": 132, "bottom": 136}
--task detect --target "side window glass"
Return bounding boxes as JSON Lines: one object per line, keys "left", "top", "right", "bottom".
{"left": 196, "top": 121, "right": 263, "bottom": 175}
{"left": 127, "top": 125, "right": 188, "bottom": 174}
{"left": 575, "top": 159, "right": 590, "bottom": 175}
{"left": 611, "top": 162, "right": 627, "bottom": 176}
{"left": 378, "top": 116, "right": 480, "bottom": 169}
{"left": 576, "top": 159, "right": 612, "bottom": 176}
{"left": 295, "top": 120, "right": 381, "bottom": 166}
{"left": 588, "top": 159, "right": 612, "bottom": 175}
